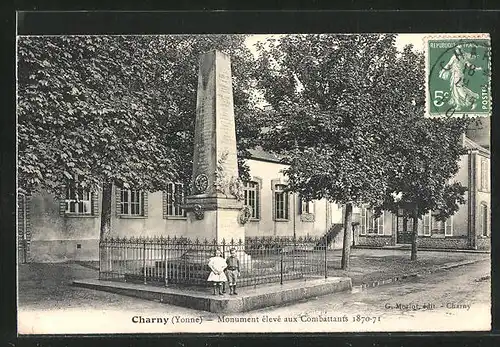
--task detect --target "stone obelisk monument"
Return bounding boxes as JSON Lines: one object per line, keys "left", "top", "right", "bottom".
{"left": 183, "top": 51, "right": 246, "bottom": 243}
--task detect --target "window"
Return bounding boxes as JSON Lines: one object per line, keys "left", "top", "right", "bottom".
{"left": 65, "top": 186, "right": 92, "bottom": 214}
{"left": 361, "top": 208, "right": 384, "bottom": 235}
{"left": 274, "top": 184, "right": 289, "bottom": 220}
{"left": 243, "top": 181, "right": 260, "bottom": 219}
{"left": 300, "top": 197, "right": 314, "bottom": 215}
{"left": 119, "top": 188, "right": 146, "bottom": 216}
{"left": 164, "top": 183, "right": 186, "bottom": 218}
{"left": 429, "top": 211, "right": 453, "bottom": 236}
{"left": 445, "top": 216, "right": 453, "bottom": 236}
{"left": 480, "top": 157, "right": 489, "bottom": 191}
{"left": 423, "top": 213, "right": 431, "bottom": 236}
{"left": 480, "top": 203, "right": 488, "bottom": 237}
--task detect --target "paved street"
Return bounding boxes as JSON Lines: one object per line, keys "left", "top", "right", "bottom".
{"left": 18, "top": 253, "right": 490, "bottom": 334}
{"left": 252, "top": 258, "right": 490, "bottom": 332}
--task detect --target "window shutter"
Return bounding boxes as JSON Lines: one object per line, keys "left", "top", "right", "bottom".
{"left": 360, "top": 208, "right": 366, "bottom": 235}
{"left": 378, "top": 212, "right": 384, "bottom": 235}
{"left": 284, "top": 191, "right": 289, "bottom": 220}
{"left": 417, "top": 216, "right": 424, "bottom": 236}
{"left": 59, "top": 185, "right": 67, "bottom": 216}
{"left": 115, "top": 185, "right": 121, "bottom": 216}
{"left": 91, "top": 192, "right": 99, "bottom": 215}
{"left": 487, "top": 160, "right": 490, "bottom": 191}
{"left": 271, "top": 179, "right": 278, "bottom": 221}
{"left": 255, "top": 184, "right": 260, "bottom": 219}
{"left": 480, "top": 206, "right": 484, "bottom": 235}
{"left": 423, "top": 213, "right": 430, "bottom": 235}
{"left": 162, "top": 190, "right": 167, "bottom": 219}
{"left": 445, "top": 216, "right": 453, "bottom": 236}
{"left": 392, "top": 213, "right": 397, "bottom": 235}
{"left": 182, "top": 184, "right": 187, "bottom": 217}
{"left": 142, "top": 191, "right": 148, "bottom": 217}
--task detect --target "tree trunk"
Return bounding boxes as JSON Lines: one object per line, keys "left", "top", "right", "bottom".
{"left": 411, "top": 205, "right": 419, "bottom": 261}
{"left": 100, "top": 181, "right": 112, "bottom": 238}
{"left": 341, "top": 202, "right": 353, "bottom": 270}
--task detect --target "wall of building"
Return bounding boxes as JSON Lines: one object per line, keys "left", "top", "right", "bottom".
{"left": 29, "top": 190, "right": 101, "bottom": 262}
{"left": 357, "top": 235, "right": 394, "bottom": 247}
{"left": 356, "top": 208, "right": 394, "bottom": 247}
{"left": 243, "top": 159, "right": 341, "bottom": 238}
{"left": 110, "top": 188, "right": 188, "bottom": 239}
{"left": 476, "top": 237, "right": 490, "bottom": 250}
{"left": 451, "top": 155, "right": 470, "bottom": 238}
{"left": 355, "top": 152, "right": 472, "bottom": 249}
{"left": 24, "top": 146, "right": 490, "bottom": 262}
{"left": 418, "top": 237, "right": 469, "bottom": 249}
{"left": 474, "top": 151, "right": 491, "bottom": 248}
{"left": 466, "top": 116, "right": 490, "bottom": 150}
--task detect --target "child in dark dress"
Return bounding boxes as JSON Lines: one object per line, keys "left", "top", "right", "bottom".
{"left": 225, "top": 248, "right": 240, "bottom": 295}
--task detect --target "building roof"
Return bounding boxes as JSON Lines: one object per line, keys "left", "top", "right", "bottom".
{"left": 248, "top": 147, "right": 284, "bottom": 164}
{"left": 247, "top": 136, "right": 490, "bottom": 164}
{"left": 463, "top": 135, "right": 490, "bottom": 157}
{"left": 466, "top": 116, "right": 490, "bottom": 150}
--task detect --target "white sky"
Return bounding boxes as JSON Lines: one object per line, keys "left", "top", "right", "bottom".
{"left": 244, "top": 34, "right": 426, "bottom": 107}
{"left": 244, "top": 33, "right": 425, "bottom": 56}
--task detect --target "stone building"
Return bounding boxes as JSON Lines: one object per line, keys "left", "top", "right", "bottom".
{"left": 17, "top": 136, "right": 490, "bottom": 263}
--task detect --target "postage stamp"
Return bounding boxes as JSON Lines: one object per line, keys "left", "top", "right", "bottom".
{"left": 424, "top": 34, "right": 491, "bottom": 118}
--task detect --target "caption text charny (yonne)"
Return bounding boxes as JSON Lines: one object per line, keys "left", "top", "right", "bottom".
{"left": 131, "top": 314, "right": 384, "bottom": 325}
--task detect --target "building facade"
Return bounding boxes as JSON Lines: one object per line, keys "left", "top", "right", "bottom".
{"left": 354, "top": 136, "right": 490, "bottom": 250}
{"left": 18, "top": 137, "right": 490, "bottom": 263}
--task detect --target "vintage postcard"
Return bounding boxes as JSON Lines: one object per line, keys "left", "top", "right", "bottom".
{"left": 17, "top": 31, "right": 491, "bottom": 334}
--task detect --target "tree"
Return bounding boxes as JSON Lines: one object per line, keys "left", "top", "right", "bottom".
{"left": 375, "top": 117, "right": 468, "bottom": 260}
{"left": 254, "top": 34, "right": 401, "bottom": 269}
{"left": 371, "top": 46, "right": 469, "bottom": 261}
{"left": 17, "top": 34, "right": 260, "bottom": 236}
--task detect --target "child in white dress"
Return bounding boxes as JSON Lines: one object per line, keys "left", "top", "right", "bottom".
{"left": 207, "top": 249, "right": 228, "bottom": 295}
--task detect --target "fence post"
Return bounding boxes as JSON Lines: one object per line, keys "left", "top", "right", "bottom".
{"left": 280, "top": 248, "right": 284, "bottom": 285}
{"left": 164, "top": 245, "right": 168, "bottom": 287}
{"left": 108, "top": 240, "right": 112, "bottom": 274}
{"left": 143, "top": 241, "right": 147, "bottom": 285}
{"left": 324, "top": 234, "right": 328, "bottom": 279}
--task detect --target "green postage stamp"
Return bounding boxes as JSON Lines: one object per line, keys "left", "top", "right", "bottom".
{"left": 425, "top": 34, "right": 491, "bottom": 118}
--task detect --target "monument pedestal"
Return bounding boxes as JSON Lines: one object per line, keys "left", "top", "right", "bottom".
{"left": 183, "top": 194, "right": 252, "bottom": 268}
{"left": 184, "top": 194, "right": 245, "bottom": 241}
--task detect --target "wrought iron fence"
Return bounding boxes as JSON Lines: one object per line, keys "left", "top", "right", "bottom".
{"left": 99, "top": 235, "right": 332, "bottom": 288}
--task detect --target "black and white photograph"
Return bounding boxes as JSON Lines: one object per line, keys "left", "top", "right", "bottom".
{"left": 16, "top": 28, "right": 491, "bottom": 333}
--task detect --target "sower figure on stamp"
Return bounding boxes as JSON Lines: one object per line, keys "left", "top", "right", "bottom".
{"left": 207, "top": 249, "right": 227, "bottom": 295}
{"left": 226, "top": 247, "right": 240, "bottom": 295}
{"left": 438, "top": 45, "right": 482, "bottom": 111}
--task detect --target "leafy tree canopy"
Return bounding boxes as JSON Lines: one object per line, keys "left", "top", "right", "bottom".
{"left": 255, "top": 34, "right": 401, "bottom": 206}
{"left": 254, "top": 34, "right": 470, "bottom": 263}
{"left": 370, "top": 46, "right": 470, "bottom": 221}
{"left": 18, "top": 34, "right": 260, "bottom": 194}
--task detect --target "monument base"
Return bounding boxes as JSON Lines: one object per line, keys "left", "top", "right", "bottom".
{"left": 183, "top": 195, "right": 246, "bottom": 242}
{"left": 181, "top": 195, "right": 252, "bottom": 269}
{"left": 73, "top": 276, "right": 353, "bottom": 313}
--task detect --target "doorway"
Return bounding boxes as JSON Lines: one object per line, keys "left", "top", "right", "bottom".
{"left": 396, "top": 213, "right": 413, "bottom": 244}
